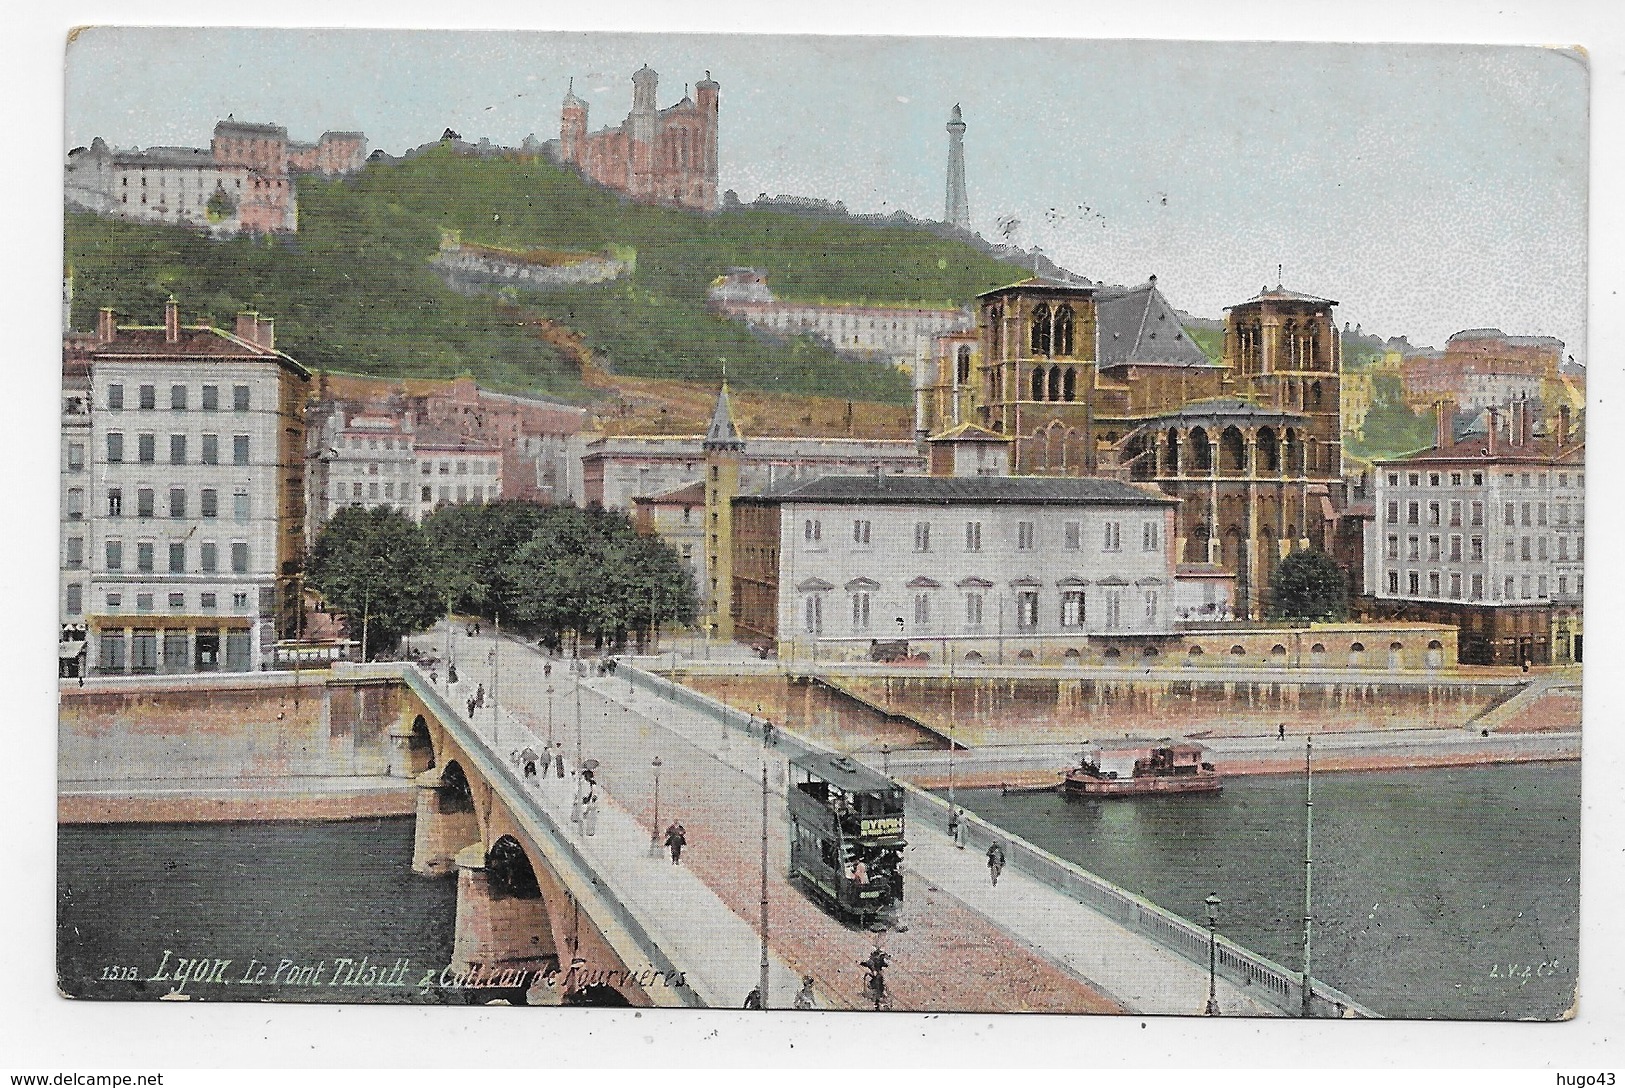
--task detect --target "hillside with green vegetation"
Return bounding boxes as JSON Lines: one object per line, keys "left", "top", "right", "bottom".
{"left": 65, "top": 145, "right": 1025, "bottom": 405}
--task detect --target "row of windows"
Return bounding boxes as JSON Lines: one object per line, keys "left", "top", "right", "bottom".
{"left": 805, "top": 518, "right": 1161, "bottom": 553}
{"left": 807, "top": 586, "right": 1157, "bottom": 633}
{"left": 67, "top": 486, "right": 250, "bottom": 521}
{"left": 1383, "top": 570, "right": 1581, "bottom": 601}
{"left": 338, "top": 483, "right": 490, "bottom": 504}
{"left": 107, "top": 384, "right": 251, "bottom": 412}
{"left": 106, "top": 432, "right": 250, "bottom": 466}
{"left": 102, "top": 539, "right": 251, "bottom": 575}
{"left": 87, "top": 588, "right": 253, "bottom": 614}
{"left": 1382, "top": 534, "right": 1585, "bottom": 563}
{"left": 1383, "top": 498, "right": 1585, "bottom": 528}
{"left": 1385, "top": 470, "right": 1584, "bottom": 490}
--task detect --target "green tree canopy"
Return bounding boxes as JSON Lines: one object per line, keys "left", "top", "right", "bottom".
{"left": 1267, "top": 548, "right": 1351, "bottom": 622}
{"left": 306, "top": 506, "right": 446, "bottom": 659}
{"left": 422, "top": 499, "right": 552, "bottom": 616}
{"left": 499, "top": 505, "right": 696, "bottom": 651}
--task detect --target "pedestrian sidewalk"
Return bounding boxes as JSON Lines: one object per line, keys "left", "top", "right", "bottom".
{"left": 430, "top": 626, "right": 802, "bottom": 1010}
{"left": 580, "top": 667, "right": 1280, "bottom": 1016}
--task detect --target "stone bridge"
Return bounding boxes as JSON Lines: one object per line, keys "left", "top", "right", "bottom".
{"left": 372, "top": 664, "right": 700, "bottom": 1007}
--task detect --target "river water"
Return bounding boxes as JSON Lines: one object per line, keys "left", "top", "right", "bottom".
{"left": 58, "top": 761, "right": 1579, "bottom": 1018}
{"left": 949, "top": 760, "right": 1579, "bottom": 1020}
{"left": 58, "top": 817, "right": 460, "bottom": 1004}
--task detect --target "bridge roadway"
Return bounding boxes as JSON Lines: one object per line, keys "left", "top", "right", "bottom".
{"left": 439, "top": 626, "right": 1285, "bottom": 1016}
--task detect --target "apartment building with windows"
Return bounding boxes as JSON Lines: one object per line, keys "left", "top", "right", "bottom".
{"left": 70, "top": 300, "right": 310, "bottom": 675}
{"left": 412, "top": 429, "right": 504, "bottom": 518}
{"left": 732, "top": 474, "right": 1179, "bottom": 662}
{"left": 1366, "top": 399, "right": 1583, "bottom": 665}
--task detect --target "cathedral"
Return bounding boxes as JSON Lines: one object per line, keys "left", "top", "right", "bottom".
{"left": 552, "top": 66, "right": 719, "bottom": 212}
{"left": 918, "top": 276, "right": 1350, "bottom": 618}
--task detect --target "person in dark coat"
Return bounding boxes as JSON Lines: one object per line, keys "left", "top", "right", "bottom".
{"left": 986, "top": 842, "right": 1006, "bottom": 886}
{"left": 664, "top": 822, "right": 688, "bottom": 865}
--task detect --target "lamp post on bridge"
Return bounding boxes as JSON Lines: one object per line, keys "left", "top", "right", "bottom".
{"left": 1205, "top": 892, "right": 1222, "bottom": 1016}
{"left": 546, "top": 685, "right": 556, "bottom": 748}
{"left": 649, "top": 755, "right": 663, "bottom": 857}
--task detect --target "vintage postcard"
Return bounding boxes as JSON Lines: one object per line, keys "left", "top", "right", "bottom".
{"left": 56, "top": 27, "right": 1584, "bottom": 1024}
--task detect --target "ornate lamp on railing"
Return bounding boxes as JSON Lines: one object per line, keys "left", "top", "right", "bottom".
{"left": 1205, "top": 892, "right": 1222, "bottom": 1016}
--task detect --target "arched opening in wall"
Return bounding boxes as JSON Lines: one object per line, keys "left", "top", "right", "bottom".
{"left": 1309, "top": 642, "right": 1326, "bottom": 666}
{"left": 1063, "top": 368, "right": 1077, "bottom": 402}
{"left": 1388, "top": 641, "right": 1404, "bottom": 671}
{"left": 1143, "top": 646, "right": 1160, "bottom": 659}
{"left": 1164, "top": 429, "right": 1181, "bottom": 475}
{"left": 440, "top": 761, "right": 475, "bottom": 814}
{"left": 1065, "top": 428, "right": 1083, "bottom": 474}
{"left": 1311, "top": 381, "right": 1324, "bottom": 410}
{"left": 1426, "top": 639, "right": 1444, "bottom": 670}
{"left": 1219, "top": 426, "right": 1246, "bottom": 474}
{"left": 1284, "top": 428, "right": 1302, "bottom": 475}
{"left": 1229, "top": 645, "right": 1247, "bottom": 656}
{"left": 1054, "top": 304, "right": 1074, "bottom": 355}
{"left": 1030, "top": 366, "right": 1045, "bottom": 402}
{"left": 1033, "top": 426, "right": 1052, "bottom": 473}
{"left": 1309, "top": 324, "right": 1322, "bottom": 366}
{"left": 1048, "top": 365, "right": 1062, "bottom": 402}
{"left": 410, "top": 714, "right": 435, "bottom": 774}
{"left": 1190, "top": 428, "right": 1212, "bottom": 473}
{"left": 1349, "top": 641, "right": 1366, "bottom": 668}
{"left": 1017, "top": 649, "right": 1035, "bottom": 661}
{"left": 486, "top": 835, "right": 543, "bottom": 900}
{"left": 1185, "top": 523, "right": 1210, "bottom": 565}
{"left": 1103, "top": 647, "right": 1122, "bottom": 661}
{"left": 1270, "top": 644, "right": 1287, "bottom": 660}
{"left": 956, "top": 346, "right": 972, "bottom": 386}
{"left": 1064, "top": 648, "right": 1082, "bottom": 664}
{"left": 1258, "top": 427, "right": 1280, "bottom": 473}
{"left": 1031, "top": 302, "right": 1052, "bottom": 356}
{"left": 964, "top": 650, "right": 984, "bottom": 664}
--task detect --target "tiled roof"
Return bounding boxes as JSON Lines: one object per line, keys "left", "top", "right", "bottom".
{"left": 1226, "top": 285, "right": 1339, "bottom": 308}
{"left": 743, "top": 474, "right": 1173, "bottom": 507}
{"left": 926, "top": 421, "right": 1010, "bottom": 443}
{"left": 1095, "top": 280, "right": 1212, "bottom": 368}
{"left": 92, "top": 325, "right": 310, "bottom": 380}
{"left": 977, "top": 276, "right": 1095, "bottom": 299}
{"left": 635, "top": 481, "right": 706, "bottom": 505}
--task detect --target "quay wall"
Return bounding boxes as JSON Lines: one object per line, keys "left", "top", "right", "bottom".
{"left": 59, "top": 672, "right": 409, "bottom": 823}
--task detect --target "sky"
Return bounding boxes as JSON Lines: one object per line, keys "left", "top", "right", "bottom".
{"left": 64, "top": 29, "right": 1588, "bottom": 361}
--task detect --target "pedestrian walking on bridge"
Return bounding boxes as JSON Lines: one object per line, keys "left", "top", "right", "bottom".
{"left": 986, "top": 842, "right": 1006, "bottom": 887}
{"left": 664, "top": 821, "right": 688, "bottom": 865}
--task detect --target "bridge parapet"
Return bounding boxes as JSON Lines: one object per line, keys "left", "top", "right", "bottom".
{"left": 620, "top": 660, "right": 1379, "bottom": 1018}
{"left": 368, "top": 662, "right": 705, "bottom": 1008}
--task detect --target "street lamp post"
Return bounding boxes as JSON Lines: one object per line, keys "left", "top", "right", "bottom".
{"left": 1205, "top": 892, "right": 1222, "bottom": 1016}
{"left": 759, "top": 761, "right": 770, "bottom": 1010}
{"left": 947, "top": 654, "right": 957, "bottom": 837}
{"left": 546, "top": 685, "right": 556, "bottom": 748}
{"left": 650, "top": 756, "right": 663, "bottom": 855}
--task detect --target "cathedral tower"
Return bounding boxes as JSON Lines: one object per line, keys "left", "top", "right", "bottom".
{"left": 945, "top": 104, "right": 970, "bottom": 230}
{"left": 559, "top": 79, "right": 587, "bottom": 165}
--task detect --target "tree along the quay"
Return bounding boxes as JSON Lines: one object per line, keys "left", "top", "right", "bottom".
{"left": 305, "top": 505, "right": 446, "bottom": 659}
{"left": 1266, "top": 548, "right": 1351, "bottom": 622}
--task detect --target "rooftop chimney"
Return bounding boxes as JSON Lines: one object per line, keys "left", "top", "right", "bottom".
{"left": 1519, "top": 397, "right": 1534, "bottom": 447}
{"left": 255, "top": 315, "right": 275, "bottom": 351}
{"left": 235, "top": 311, "right": 260, "bottom": 344}
{"left": 163, "top": 297, "right": 179, "bottom": 343}
{"left": 1486, "top": 406, "right": 1499, "bottom": 456}
{"left": 96, "top": 306, "right": 116, "bottom": 342}
{"left": 1434, "top": 399, "right": 1454, "bottom": 450}
{"left": 1558, "top": 404, "right": 1571, "bottom": 448}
